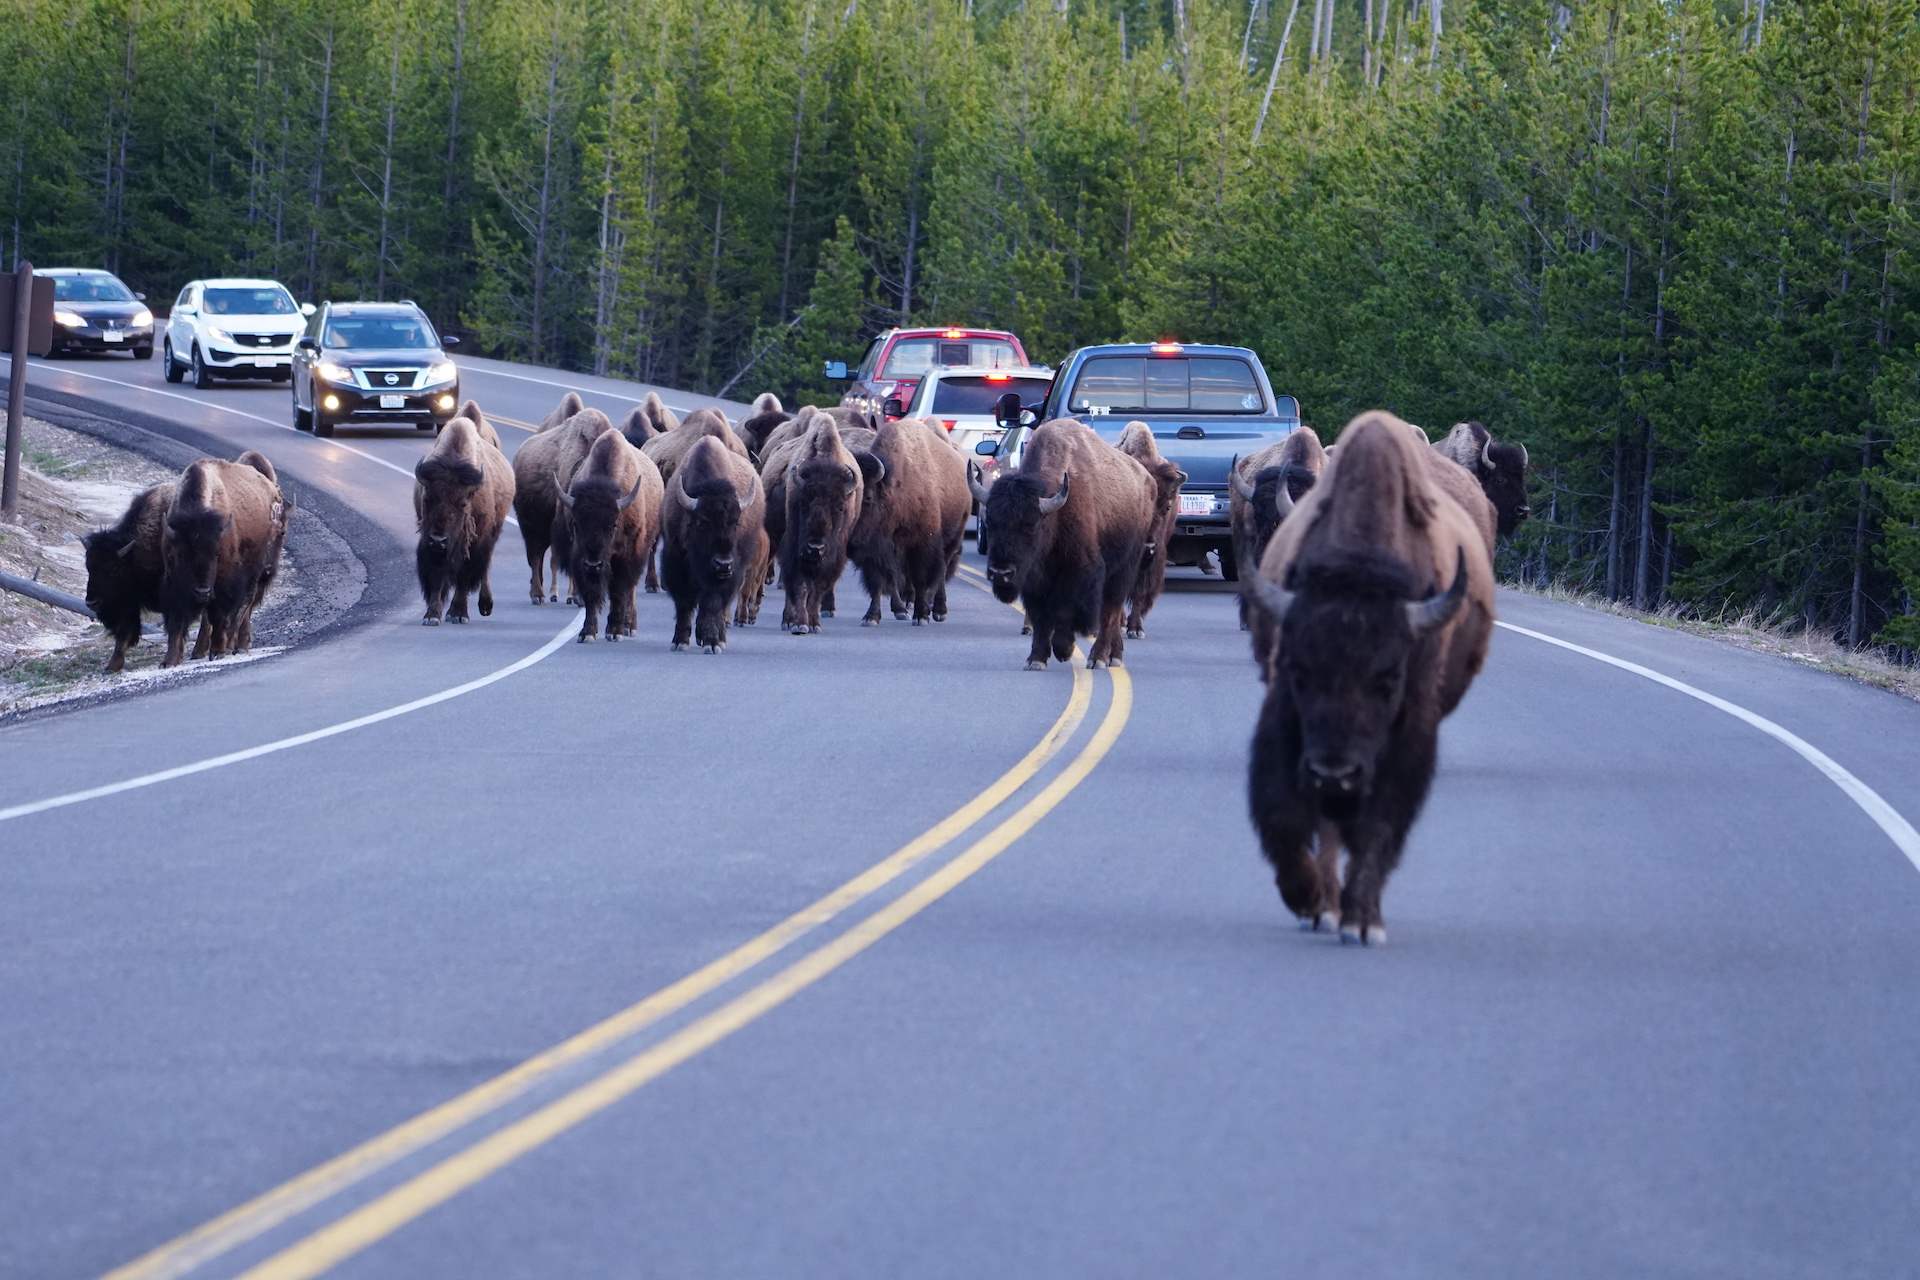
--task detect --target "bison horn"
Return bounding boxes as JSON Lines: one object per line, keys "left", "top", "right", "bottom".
{"left": 676, "top": 484, "right": 700, "bottom": 512}
{"left": 1037, "top": 470, "right": 1070, "bottom": 514}
{"left": 1243, "top": 575, "right": 1295, "bottom": 624}
{"left": 1479, "top": 436, "right": 1495, "bottom": 472}
{"left": 558, "top": 487, "right": 576, "bottom": 510}
{"left": 1405, "top": 547, "right": 1470, "bottom": 638}
{"left": 968, "top": 463, "right": 991, "bottom": 505}
{"left": 116, "top": 537, "right": 139, "bottom": 558}
{"left": 1273, "top": 474, "right": 1295, "bottom": 519}
{"left": 615, "top": 474, "right": 644, "bottom": 510}
{"left": 1229, "top": 455, "right": 1255, "bottom": 502}
{"left": 854, "top": 451, "right": 886, "bottom": 487}
{"left": 1516, "top": 441, "right": 1529, "bottom": 470}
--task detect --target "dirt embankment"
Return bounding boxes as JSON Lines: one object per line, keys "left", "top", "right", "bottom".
{"left": 0, "top": 413, "right": 364, "bottom": 716}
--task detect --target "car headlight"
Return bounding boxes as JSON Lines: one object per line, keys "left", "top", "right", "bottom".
{"left": 132, "top": 308, "right": 153, "bottom": 327}
{"left": 316, "top": 360, "right": 354, "bottom": 383}
{"left": 207, "top": 326, "right": 234, "bottom": 343}
{"left": 425, "top": 360, "right": 456, "bottom": 385}
{"left": 54, "top": 309, "right": 86, "bottom": 327}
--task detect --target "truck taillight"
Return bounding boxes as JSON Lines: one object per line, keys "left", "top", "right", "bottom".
{"left": 1151, "top": 342, "right": 1182, "bottom": 355}
{"left": 940, "top": 419, "right": 957, "bottom": 431}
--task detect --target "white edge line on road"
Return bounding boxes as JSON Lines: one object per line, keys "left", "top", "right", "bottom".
{"left": 8, "top": 357, "right": 517, "bottom": 525}
{"left": 459, "top": 363, "right": 701, "bottom": 416}
{"left": 1496, "top": 619, "right": 1920, "bottom": 875}
{"left": 0, "top": 613, "right": 582, "bottom": 824}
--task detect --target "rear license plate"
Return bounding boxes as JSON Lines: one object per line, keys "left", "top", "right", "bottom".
{"left": 253, "top": 359, "right": 276, "bottom": 368}
{"left": 102, "top": 331, "right": 122, "bottom": 343}
{"left": 380, "top": 394, "right": 405, "bottom": 409}
{"left": 1178, "top": 492, "right": 1212, "bottom": 516}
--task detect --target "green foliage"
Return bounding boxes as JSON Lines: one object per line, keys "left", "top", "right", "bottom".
{"left": 6, "top": 0, "right": 1920, "bottom": 653}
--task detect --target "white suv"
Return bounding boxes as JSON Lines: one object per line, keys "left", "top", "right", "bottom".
{"left": 900, "top": 365, "right": 1053, "bottom": 460}
{"left": 163, "top": 278, "right": 314, "bottom": 388}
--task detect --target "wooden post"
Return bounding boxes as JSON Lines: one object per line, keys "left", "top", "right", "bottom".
{"left": 2, "top": 258, "right": 30, "bottom": 516}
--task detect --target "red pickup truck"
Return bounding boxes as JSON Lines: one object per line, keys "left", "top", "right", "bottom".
{"left": 826, "top": 327, "right": 1031, "bottom": 421}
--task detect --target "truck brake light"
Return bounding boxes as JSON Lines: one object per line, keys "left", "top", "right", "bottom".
{"left": 1151, "top": 342, "right": 1182, "bottom": 355}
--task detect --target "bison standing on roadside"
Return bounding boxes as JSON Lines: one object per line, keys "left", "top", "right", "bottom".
{"left": 159, "top": 457, "right": 286, "bottom": 666}
{"left": 662, "top": 436, "right": 767, "bottom": 653}
{"left": 513, "top": 407, "right": 615, "bottom": 604}
{"left": 1244, "top": 411, "right": 1495, "bottom": 946}
{"left": 551, "top": 430, "right": 662, "bottom": 643}
{"left": 414, "top": 416, "right": 515, "bottom": 626}
{"left": 777, "top": 413, "right": 870, "bottom": 634}
{"left": 1115, "top": 421, "right": 1188, "bottom": 639}
{"left": 970, "top": 418, "right": 1156, "bottom": 669}
{"left": 83, "top": 481, "right": 175, "bottom": 673}
{"left": 849, "top": 417, "right": 969, "bottom": 627}
{"left": 1433, "top": 420, "right": 1530, "bottom": 536}
{"left": 1230, "top": 427, "right": 1327, "bottom": 634}
{"left": 232, "top": 450, "right": 290, "bottom": 652}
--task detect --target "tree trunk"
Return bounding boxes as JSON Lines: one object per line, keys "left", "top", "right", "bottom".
{"left": 306, "top": 23, "right": 335, "bottom": 299}
{"left": 1240, "top": 0, "right": 1263, "bottom": 72}
{"left": 445, "top": 0, "right": 467, "bottom": 205}
{"left": 1606, "top": 423, "right": 1624, "bottom": 599}
{"left": 1428, "top": 0, "right": 1442, "bottom": 68}
{"left": 778, "top": 2, "right": 817, "bottom": 320}
{"left": 592, "top": 75, "right": 621, "bottom": 377}
{"left": 530, "top": 31, "right": 562, "bottom": 363}
{"left": 1307, "top": 0, "right": 1323, "bottom": 69}
{"left": 376, "top": 45, "right": 399, "bottom": 299}
{"left": 1634, "top": 417, "right": 1654, "bottom": 609}
{"left": 1251, "top": 0, "right": 1305, "bottom": 145}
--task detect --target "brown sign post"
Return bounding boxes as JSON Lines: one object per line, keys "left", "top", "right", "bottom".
{"left": 1, "top": 261, "right": 55, "bottom": 515}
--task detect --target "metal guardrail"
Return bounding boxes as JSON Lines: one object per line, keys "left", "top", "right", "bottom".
{"left": 0, "top": 569, "right": 95, "bottom": 618}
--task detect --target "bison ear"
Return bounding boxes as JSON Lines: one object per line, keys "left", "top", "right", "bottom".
{"left": 854, "top": 451, "right": 886, "bottom": 488}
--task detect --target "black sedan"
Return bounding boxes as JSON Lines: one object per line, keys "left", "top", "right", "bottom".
{"left": 40, "top": 268, "right": 154, "bottom": 358}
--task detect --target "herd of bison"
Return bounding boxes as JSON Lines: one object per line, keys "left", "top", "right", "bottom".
{"left": 78, "top": 389, "right": 1530, "bottom": 945}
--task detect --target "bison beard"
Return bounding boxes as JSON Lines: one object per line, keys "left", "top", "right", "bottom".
{"left": 1244, "top": 411, "right": 1494, "bottom": 945}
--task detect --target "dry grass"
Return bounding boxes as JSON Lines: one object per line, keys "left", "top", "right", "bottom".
{"left": 1510, "top": 580, "right": 1920, "bottom": 701}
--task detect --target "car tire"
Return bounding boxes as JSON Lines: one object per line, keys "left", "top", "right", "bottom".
{"left": 314, "top": 415, "right": 335, "bottom": 439}
{"left": 133, "top": 344, "right": 153, "bottom": 360}
{"left": 293, "top": 397, "right": 312, "bottom": 432}
{"left": 191, "top": 346, "right": 213, "bottom": 389}
{"left": 162, "top": 338, "right": 183, "bottom": 383}
{"left": 271, "top": 368, "right": 291, "bottom": 384}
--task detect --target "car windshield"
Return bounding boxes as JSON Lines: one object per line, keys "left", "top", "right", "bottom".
{"left": 205, "top": 286, "right": 296, "bottom": 316}
{"left": 882, "top": 337, "right": 1019, "bottom": 377}
{"left": 323, "top": 315, "right": 434, "bottom": 350}
{"left": 1067, "top": 356, "right": 1266, "bottom": 414}
{"left": 928, "top": 376, "right": 1052, "bottom": 416}
{"left": 49, "top": 274, "right": 134, "bottom": 303}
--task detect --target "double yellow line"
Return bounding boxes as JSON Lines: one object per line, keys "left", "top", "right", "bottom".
{"left": 110, "top": 574, "right": 1131, "bottom": 1280}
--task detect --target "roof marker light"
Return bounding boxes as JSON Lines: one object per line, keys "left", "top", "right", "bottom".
{"left": 984, "top": 373, "right": 1010, "bottom": 382}
{"left": 1151, "top": 342, "right": 1182, "bottom": 355}
{"left": 942, "top": 329, "right": 966, "bottom": 339}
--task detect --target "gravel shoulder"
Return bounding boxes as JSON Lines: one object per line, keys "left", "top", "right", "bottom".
{"left": 0, "top": 407, "right": 367, "bottom": 720}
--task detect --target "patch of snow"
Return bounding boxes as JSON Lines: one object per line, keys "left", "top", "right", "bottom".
{"left": 50, "top": 476, "right": 147, "bottom": 522}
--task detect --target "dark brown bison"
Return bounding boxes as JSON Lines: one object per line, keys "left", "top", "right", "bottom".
{"left": 850, "top": 417, "right": 969, "bottom": 627}
{"left": 1115, "top": 421, "right": 1188, "bottom": 639}
{"left": 414, "top": 416, "right": 515, "bottom": 626}
{"left": 1245, "top": 411, "right": 1495, "bottom": 946}
{"left": 1433, "top": 420, "right": 1530, "bottom": 536}
{"left": 534, "top": 391, "right": 586, "bottom": 432}
{"left": 662, "top": 436, "right": 768, "bottom": 653}
{"left": 513, "top": 407, "right": 615, "bottom": 604}
{"left": 83, "top": 481, "right": 175, "bottom": 673}
{"left": 1230, "top": 426, "right": 1327, "bottom": 633}
{"left": 777, "top": 412, "right": 870, "bottom": 634}
{"left": 550, "top": 430, "right": 663, "bottom": 643}
{"left": 159, "top": 457, "right": 286, "bottom": 666}
{"left": 740, "top": 392, "right": 791, "bottom": 462}
{"left": 1420, "top": 444, "right": 1499, "bottom": 556}
{"left": 969, "top": 418, "right": 1156, "bottom": 669}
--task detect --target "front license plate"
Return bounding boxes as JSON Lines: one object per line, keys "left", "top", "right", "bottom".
{"left": 102, "top": 331, "right": 122, "bottom": 343}
{"left": 380, "top": 394, "right": 405, "bottom": 409}
{"left": 254, "top": 359, "right": 276, "bottom": 368}
{"left": 1178, "top": 492, "right": 1212, "bottom": 516}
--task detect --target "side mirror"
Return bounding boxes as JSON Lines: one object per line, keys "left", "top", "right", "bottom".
{"left": 822, "top": 360, "right": 850, "bottom": 380}
{"left": 993, "top": 391, "right": 1022, "bottom": 428}
{"left": 973, "top": 439, "right": 999, "bottom": 457}
{"left": 296, "top": 336, "right": 318, "bottom": 352}
{"left": 133, "top": 291, "right": 147, "bottom": 302}
{"left": 300, "top": 302, "right": 317, "bottom": 317}
{"left": 442, "top": 334, "right": 461, "bottom": 347}
{"left": 882, "top": 397, "right": 906, "bottom": 419}
{"left": 176, "top": 306, "right": 195, "bottom": 317}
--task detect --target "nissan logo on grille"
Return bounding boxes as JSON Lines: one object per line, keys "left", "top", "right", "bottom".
{"left": 384, "top": 373, "right": 398, "bottom": 385}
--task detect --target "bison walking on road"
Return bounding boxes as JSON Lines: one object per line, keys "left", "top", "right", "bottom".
{"left": 452, "top": 399, "right": 505, "bottom": 452}
{"left": 1231, "top": 427, "right": 1327, "bottom": 638}
{"left": 233, "top": 450, "right": 290, "bottom": 652}
{"left": 662, "top": 437, "right": 767, "bottom": 653}
{"left": 534, "top": 391, "right": 586, "bottom": 432}
{"left": 1245, "top": 411, "right": 1495, "bottom": 945}
{"left": 971, "top": 418, "right": 1156, "bottom": 669}
{"left": 513, "top": 406, "right": 615, "bottom": 604}
{"left": 777, "top": 413, "right": 869, "bottom": 634}
{"left": 414, "top": 416, "right": 515, "bottom": 626}
{"left": 1433, "top": 420, "right": 1530, "bottom": 536}
{"left": 551, "top": 430, "right": 662, "bottom": 643}
{"left": 1115, "top": 421, "right": 1188, "bottom": 639}
{"left": 83, "top": 481, "right": 175, "bottom": 673}
{"left": 850, "top": 418, "right": 969, "bottom": 627}
{"left": 159, "top": 456, "right": 287, "bottom": 666}
{"left": 740, "top": 392, "right": 791, "bottom": 462}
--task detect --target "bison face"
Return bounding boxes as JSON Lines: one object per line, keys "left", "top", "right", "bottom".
{"left": 561, "top": 473, "right": 644, "bottom": 583}
{"left": 82, "top": 530, "right": 139, "bottom": 630}
{"left": 1248, "top": 550, "right": 1468, "bottom": 811}
{"left": 1246, "top": 465, "right": 1315, "bottom": 566}
{"left": 791, "top": 460, "right": 858, "bottom": 568}
{"left": 415, "top": 458, "right": 485, "bottom": 559}
{"left": 1477, "top": 440, "right": 1531, "bottom": 536}
{"left": 979, "top": 471, "right": 1070, "bottom": 603}
{"left": 164, "top": 508, "right": 232, "bottom": 603}
{"left": 680, "top": 487, "right": 747, "bottom": 582}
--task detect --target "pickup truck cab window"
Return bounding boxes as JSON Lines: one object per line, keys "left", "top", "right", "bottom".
{"left": 1067, "top": 354, "right": 1266, "bottom": 415}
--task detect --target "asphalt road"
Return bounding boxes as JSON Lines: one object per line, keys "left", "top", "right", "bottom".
{"left": 3, "top": 350, "right": 1919, "bottom": 1279}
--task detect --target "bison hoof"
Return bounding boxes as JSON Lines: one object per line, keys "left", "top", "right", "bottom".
{"left": 422, "top": 616, "right": 440, "bottom": 626}
{"left": 892, "top": 611, "right": 908, "bottom": 620}
{"left": 449, "top": 614, "right": 467, "bottom": 624}
{"left": 933, "top": 612, "right": 947, "bottom": 622}
{"left": 702, "top": 643, "right": 724, "bottom": 655}
{"left": 1020, "top": 624, "right": 1033, "bottom": 636}
{"left": 821, "top": 609, "right": 834, "bottom": 618}
{"left": 1024, "top": 659, "right": 1048, "bottom": 671}
{"left": 862, "top": 617, "right": 880, "bottom": 627}
{"left": 1314, "top": 911, "right": 1340, "bottom": 934}
{"left": 1126, "top": 627, "right": 1143, "bottom": 640}
{"left": 529, "top": 596, "right": 543, "bottom": 606}
{"left": 1364, "top": 925, "right": 1387, "bottom": 947}
{"left": 809, "top": 624, "right": 821, "bottom": 634}
{"left": 671, "top": 642, "right": 689, "bottom": 652}
{"left": 912, "top": 618, "right": 924, "bottom": 627}
{"left": 577, "top": 632, "right": 595, "bottom": 644}
{"left": 646, "top": 585, "right": 659, "bottom": 594}
{"left": 791, "top": 624, "right": 809, "bottom": 636}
